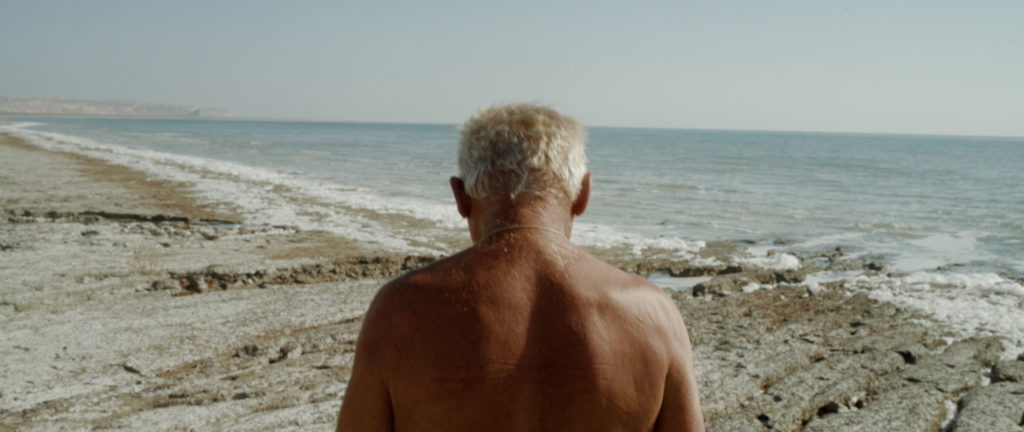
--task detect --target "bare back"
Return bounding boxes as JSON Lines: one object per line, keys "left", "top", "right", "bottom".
{"left": 337, "top": 232, "right": 704, "bottom": 431}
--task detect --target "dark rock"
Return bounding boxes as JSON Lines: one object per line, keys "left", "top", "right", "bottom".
{"left": 900, "top": 337, "right": 1004, "bottom": 396}
{"left": 991, "top": 359, "right": 1024, "bottom": 383}
{"left": 693, "top": 274, "right": 748, "bottom": 297}
{"left": 740, "top": 350, "right": 901, "bottom": 431}
{"left": 698, "top": 335, "right": 826, "bottom": 425}
{"left": 802, "top": 385, "right": 946, "bottom": 432}
{"left": 894, "top": 342, "right": 931, "bottom": 365}
{"left": 833, "top": 330, "right": 926, "bottom": 356}
{"left": 719, "top": 265, "right": 743, "bottom": 275}
{"left": 79, "top": 210, "right": 192, "bottom": 224}
{"left": 197, "top": 228, "right": 218, "bottom": 240}
{"left": 148, "top": 278, "right": 180, "bottom": 291}
{"left": 667, "top": 263, "right": 709, "bottom": 277}
{"left": 121, "top": 363, "right": 143, "bottom": 375}
{"left": 7, "top": 215, "right": 36, "bottom": 223}
{"left": 268, "top": 343, "right": 303, "bottom": 364}
{"left": 184, "top": 275, "right": 207, "bottom": 292}
{"left": 941, "top": 337, "right": 1004, "bottom": 368}
{"left": 80, "top": 230, "right": 100, "bottom": 237}
{"left": 948, "top": 381, "right": 1024, "bottom": 432}
{"left": 816, "top": 401, "right": 840, "bottom": 416}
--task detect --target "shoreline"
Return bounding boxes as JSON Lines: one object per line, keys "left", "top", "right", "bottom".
{"left": 0, "top": 132, "right": 238, "bottom": 224}
{"left": 2, "top": 133, "right": 1022, "bottom": 431}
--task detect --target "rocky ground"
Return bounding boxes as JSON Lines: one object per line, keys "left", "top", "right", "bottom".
{"left": 1, "top": 134, "right": 1021, "bottom": 431}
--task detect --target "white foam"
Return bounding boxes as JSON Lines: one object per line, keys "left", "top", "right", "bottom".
{"left": 866, "top": 272, "right": 1024, "bottom": 297}
{"left": 891, "top": 232, "right": 991, "bottom": 273}
{"left": 1, "top": 123, "right": 455, "bottom": 253}
{"left": 572, "top": 222, "right": 706, "bottom": 258}
{"left": 2, "top": 123, "right": 707, "bottom": 257}
{"left": 791, "top": 232, "right": 867, "bottom": 250}
{"left": 0, "top": 121, "right": 43, "bottom": 128}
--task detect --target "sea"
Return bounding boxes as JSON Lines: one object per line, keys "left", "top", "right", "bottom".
{"left": 2, "top": 118, "right": 1022, "bottom": 356}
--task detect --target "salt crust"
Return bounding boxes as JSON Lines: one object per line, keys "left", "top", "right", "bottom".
{"left": 739, "top": 253, "right": 801, "bottom": 271}
{"left": 849, "top": 272, "right": 1024, "bottom": 359}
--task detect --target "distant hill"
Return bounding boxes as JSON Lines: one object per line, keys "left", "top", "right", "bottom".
{"left": 0, "top": 96, "right": 231, "bottom": 118}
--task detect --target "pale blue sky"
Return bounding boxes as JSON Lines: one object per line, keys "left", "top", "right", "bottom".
{"left": 2, "top": 1, "right": 1022, "bottom": 136}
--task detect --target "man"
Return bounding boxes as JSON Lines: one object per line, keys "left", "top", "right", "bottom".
{"left": 337, "top": 104, "right": 704, "bottom": 431}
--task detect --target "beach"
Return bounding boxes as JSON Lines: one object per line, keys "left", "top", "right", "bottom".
{"left": 2, "top": 130, "right": 1023, "bottom": 431}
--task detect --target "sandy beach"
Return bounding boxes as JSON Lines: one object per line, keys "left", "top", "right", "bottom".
{"left": 2, "top": 132, "right": 1022, "bottom": 431}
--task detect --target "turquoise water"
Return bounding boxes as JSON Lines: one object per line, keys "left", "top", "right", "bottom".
{"left": 4, "top": 117, "right": 1023, "bottom": 279}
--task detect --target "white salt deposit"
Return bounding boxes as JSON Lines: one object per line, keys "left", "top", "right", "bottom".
{"left": 740, "top": 253, "right": 801, "bottom": 271}
{"left": 848, "top": 272, "right": 1024, "bottom": 359}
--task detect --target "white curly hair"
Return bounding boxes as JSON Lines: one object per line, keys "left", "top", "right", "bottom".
{"left": 458, "top": 104, "right": 588, "bottom": 201}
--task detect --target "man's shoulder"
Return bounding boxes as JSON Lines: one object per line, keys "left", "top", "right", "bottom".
{"left": 366, "top": 251, "right": 471, "bottom": 313}
{"left": 383, "top": 249, "right": 470, "bottom": 290}
{"left": 581, "top": 251, "right": 670, "bottom": 298}
{"left": 582, "top": 254, "right": 686, "bottom": 327}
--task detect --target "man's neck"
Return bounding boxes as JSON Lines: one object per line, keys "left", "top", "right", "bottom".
{"left": 479, "top": 224, "right": 569, "bottom": 243}
{"left": 470, "top": 195, "right": 574, "bottom": 244}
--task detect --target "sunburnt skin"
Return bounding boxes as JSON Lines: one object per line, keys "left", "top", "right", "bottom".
{"left": 337, "top": 105, "right": 704, "bottom": 431}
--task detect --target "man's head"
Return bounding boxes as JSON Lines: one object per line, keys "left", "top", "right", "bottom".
{"left": 457, "top": 104, "right": 588, "bottom": 202}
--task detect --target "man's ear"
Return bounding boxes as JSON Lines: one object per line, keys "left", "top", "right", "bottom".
{"left": 450, "top": 177, "right": 471, "bottom": 218}
{"left": 571, "top": 172, "right": 592, "bottom": 217}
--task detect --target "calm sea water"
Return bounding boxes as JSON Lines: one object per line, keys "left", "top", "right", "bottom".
{"left": 4, "top": 117, "right": 1023, "bottom": 356}
{"left": 6, "top": 117, "right": 1022, "bottom": 274}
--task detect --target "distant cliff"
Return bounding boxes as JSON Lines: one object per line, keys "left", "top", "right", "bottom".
{"left": 0, "top": 96, "right": 231, "bottom": 118}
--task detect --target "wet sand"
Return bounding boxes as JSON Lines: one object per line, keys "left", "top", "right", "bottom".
{"left": 2, "top": 133, "right": 1021, "bottom": 431}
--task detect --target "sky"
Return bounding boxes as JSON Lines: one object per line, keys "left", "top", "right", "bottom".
{"left": 1, "top": 0, "right": 1022, "bottom": 136}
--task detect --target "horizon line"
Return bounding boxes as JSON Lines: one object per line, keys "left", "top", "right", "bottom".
{"left": 3, "top": 112, "right": 1023, "bottom": 141}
